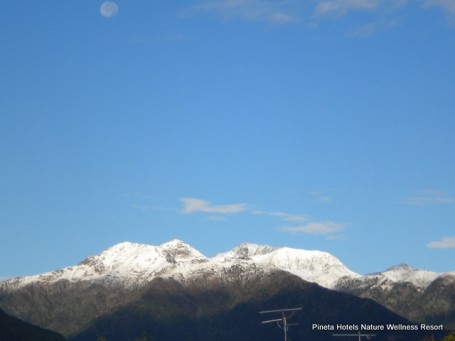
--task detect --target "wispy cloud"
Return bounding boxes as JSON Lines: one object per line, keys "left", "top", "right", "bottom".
{"left": 251, "top": 208, "right": 345, "bottom": 238}
{"left": 179, "top": 197, "right": 248, "bottom": 214}
{"left": 184, "top": 0, "right": 454, "bottom": 27}
{"left": 403, "top": 190, "right": 455, "bottom": 206}
{"left": 346, "top": 18, "right": 398, "bottom": 36}
{"left": 252, "top": 209, "right": 309, "bottom": 222}
{"left": 314, "top": 0, "right": 409, "bottom": 16}
{"left": 427, "top": 236, "right": 455, "bottom": 249}
{"left": 179, "top": 198, "right": 345, "bottom": 239}
{"left": 311, "top": 0, "right": 407, "bottom": 37}
{"left": 183, "top": 0, "right": 300, "bottom": 24}
{"left": 315, "top": 0, "right": 381, "bottom": 16}
{"left": 309, "top": 190, "right": 333, "bottom": 203}
{"left": 422, "top": 0, "right": 455, "bottom": 16}
{"left": 422, "top": 0, "right": 455, "bottom": 24}
{"left": 280, "top": 221, "right": 345, "bottom": 235}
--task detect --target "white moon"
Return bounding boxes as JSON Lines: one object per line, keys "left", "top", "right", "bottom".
{"left": 100, "top": 1, "right": 119, "bottom": 18}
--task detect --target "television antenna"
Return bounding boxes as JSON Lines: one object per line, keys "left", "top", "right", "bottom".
{"left": 260, "top": 307, "right": 302, "bottom": 341}
{"left": 332, "top": 331, "right": 376, "bottom": 340}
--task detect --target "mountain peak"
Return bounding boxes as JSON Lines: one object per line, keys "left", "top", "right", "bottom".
{"left": 158, "top": 239, "right": 207, "bottom": 262}
{"left": 380, "top": 263, "right": 440, "bottom": 288}
{"left": 159, "top": 239, "right": 187, "bottom": 247}
{"left": 223, "top": 243, "right": 277, "bottom": 259}
{"left": 385, "top": 263, "right": 415, "bottom": 272}
{"left": 5, "top": 240, "right": 450, "bottom": 294}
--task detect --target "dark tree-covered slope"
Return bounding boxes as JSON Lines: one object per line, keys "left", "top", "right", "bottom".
{"left": 73, "top": 272, "right": 442, "bottom": 341}
{"left": 0, "top": 308, "right": 66, "bottom": 341}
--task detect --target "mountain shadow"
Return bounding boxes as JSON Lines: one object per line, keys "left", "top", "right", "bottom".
{"left": 0, "top": 308, "right": 66, "bottom": 341}
{"left": 72, "top": 271, "right": 441, "bottom": 341}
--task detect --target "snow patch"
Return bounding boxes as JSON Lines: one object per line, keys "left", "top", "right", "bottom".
{"left": 381, "top": 263, "right": 441, "bottom": 288}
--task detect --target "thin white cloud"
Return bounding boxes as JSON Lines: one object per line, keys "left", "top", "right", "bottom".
{"left": 427, "top": 236, "right": 455, "bottom": 249}
{"left": 183, "top": 0, "right": 299, "bottom": 24}
{"left": 404, "top": 190, "right": 455, "bottom": 206}
{"left": 315, "top": 0, "right": 381, "bottom": 16}
{"left": 309, "top": 190, "right": 333, "bottom": 203}
{"left": 179, "top": 197, "right": 248, "bottom": 214}
{"left": 280, "top": 221, "right": 344, "bottom": 235}
{"left": 179, "top": 198, "right": 345, "bottom": 240}
{"left": 423, "top": 0, "right": 455, "bottom": 24}
{"left": 252, "top": 209, "right": 309, "bottom": 222}
{"left": 346, "top": 18, "right": 398, "bottom": 36}
{"left": 183, "top": 0, "right": 455, "bottom": 28}
{"left": 314, "top": 0, "right": 408, "bottom": 16}
{"left": 423, "top": 0, "right": 455, "bottom": 16}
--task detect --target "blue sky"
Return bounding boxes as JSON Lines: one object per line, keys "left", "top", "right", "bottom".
{"left": 1, "top": 0, "right": 455, "bottom": 279}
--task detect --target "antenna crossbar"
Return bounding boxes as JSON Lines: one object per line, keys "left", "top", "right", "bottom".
{"left": 261, "top": 318, "right": 285, "bottom": 324}
{"left": 261, "top": 319, "right": 283, "bottom": 323}
{"left": 260, "top": 308, "right": 303, "bottom": 314}
{"left": 259, "top": 307, "right": 302, "bottom": 341}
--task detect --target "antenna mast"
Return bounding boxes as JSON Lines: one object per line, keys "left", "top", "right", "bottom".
{"left": 260, "top": 307, "right": 302, "bottom": 341}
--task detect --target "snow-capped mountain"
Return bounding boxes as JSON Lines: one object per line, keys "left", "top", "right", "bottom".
{"left": 2, "top": 240, "right": 452, "bottom": 292}
{"left": 369, "top": 263, "right": 442, "bottom": 288}
{"left": 214, "top": 243, "right": 360, "bottom": 288}
{"left": 333, "top": 263, "right": 447, "bottom": 291}
{"left": 3, "top": 240, "right": 208, "bottom": 290}
{"left": 1, "top": 240, "right": 361, "bottom": 291}
{"left": 335, "top": 263, "right": 455, "bottom": 329}
{"left": 1, "top": 240, "right": 454, "bottom": 338}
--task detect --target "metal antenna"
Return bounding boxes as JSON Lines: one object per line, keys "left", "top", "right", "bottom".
{"left": 333, "top": 331, "right": 376, "bottom": 341}
{"left": 260, "top": 308, "right": 302, "bottom": 341}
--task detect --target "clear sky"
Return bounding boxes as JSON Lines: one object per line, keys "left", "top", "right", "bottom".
{"left": 1, "top": 0, "right": 455, "bottom": 279}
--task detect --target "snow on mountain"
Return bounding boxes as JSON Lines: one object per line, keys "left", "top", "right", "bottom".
{"left": 214, "top": 243, "right": 278, "bottom": 260}
{"left": 380, "top": 264, "right": 441, "bottom": 288}
{"left": 256, "top": 247, "right": 361, "bottom": 288}
{"left": 214, "top": 243, "right": 360, "bottom": 288}
{"left": 1, "top": 240, "right": 452, "bottom": 292}
{"left": 3, "top": 240, "right": 208, "bottom": 290}
{"left": 335, "top": 263, "right": 448, "bottom": 292}
{"left": 76, "top": 239, "right": 208, "bottom": 284}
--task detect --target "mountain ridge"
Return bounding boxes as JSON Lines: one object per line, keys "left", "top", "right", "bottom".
{"left": 2, "top": 239, "right": 451, "bottom": 290}
{"left": 1, "top": 239, "right": 454, "bottom": 335}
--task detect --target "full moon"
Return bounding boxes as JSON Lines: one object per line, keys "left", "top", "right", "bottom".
{"left": 100, "top": 1, "right": 118, "bottom": 18}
